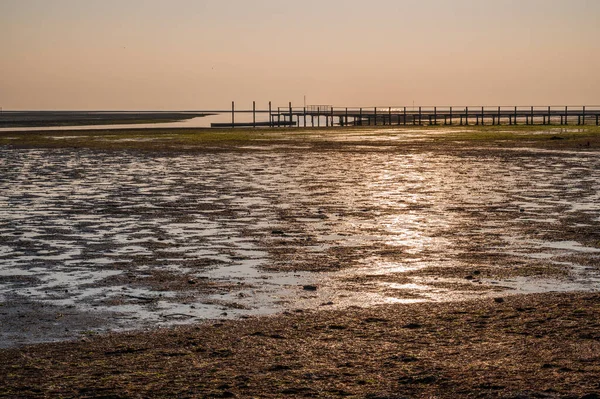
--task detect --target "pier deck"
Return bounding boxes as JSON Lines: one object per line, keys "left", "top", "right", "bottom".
{"left": 215, "top": 102, "right": 600, "bottom": 128}
{"left": 282, "top": 105, "right": 600, "bottom": 128}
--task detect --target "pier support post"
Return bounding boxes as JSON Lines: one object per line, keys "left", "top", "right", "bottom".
{"left": 465, "top": 107, "right": 469, "bottom": 126}
{"left": 548, "top": 106, "right": 551, "bottom": 125}
{"left": 346, "top": 107, "right": 349, "bottom": 126}
{"left": 565, "top": 106, "right": 568, "bottom": 125}
{"left": 374, "top": 107, "right": 377, "bottom": 126}
{"left": 404, "top": 107, "right": 407, "bottom": 125}
{"left": 304, "top": 107, "right": 307, "bottom": 127}
{"left": 582, "top": 106, "right": 586, "bottom": 125}
{"left": 418, "top": 107, "right": 422, "bottom": 125}
{"left": 231, "top": 101, "right": 235, "bottom": 128}
{"left": 331, "top": 107, "right": 334, "bottom": 127}
{"left": 388, "top": 107, "right": 392, "bottom": 126}
{"left": 289, "top": 102, "right": 293, "bottom": 127}
{"left": 450, "top": 107, "right": 453, "bottom": 125}
{"left": 253, "top": 101, "right": 256, "bottom": 128}
{"left": 514, "top": 107, "right": 517, "bottom": 125}
{"left": 434, "top": 107, "right": 437, "bottom": 125}
{"left": 530, "top": 106, "right": 534, "bottom": 125}
{"left": 497, "top": 106, "right": 501, "bottom": 125}
{"left": 269, "top": 101, "right": 272, "bottom": 127}
{"left": 359, "top": 108, "right": 363, "bottom": 126}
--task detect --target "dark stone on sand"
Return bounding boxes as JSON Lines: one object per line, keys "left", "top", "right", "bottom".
{"left": 328, "top": 324, "right": 347, "bottom": 330}
{"left": 390, "top": 354, "right": 418, "bottom": 363}
{"left": 364, "top": 317, "right": 388, "bottom": 323}
{"left": 210, "top": 349, "right": 232, "bottom": 358}
{"left": 402, "top": 323, "right": 422, "bottom": 329}
{"left": 303, "top": 284, "right": 318, "bottom": 291}
{"left": 271, "top": 230, "right": 285, "bottom": 235}
{"left": 268, "top": 364, "right": 291, "bottom": 371}
{"left": 398, "top": 375, "right": 437, "bottom": 384}
{"left": 494, "top": 297, "right": 505, "bottom": 303}
{"left": 478, "top": 383, "right": 505, "bottom": 390}
{"left": 187, "top": 279, "right": 197, "bottom": 285}
{"left": 77, "top": 387, "right": 128, "bottom": 398}
{"left": 465, "top": 275, "right": 474, "bottom": 280}
{"left": 550, "top": 135, "right": 565, "bottom": 140}
{"left": 280, "top": 387, "right": 314, "bottom": 395}
{"left": 503, "top": 393, "right": 562, "bottom": 399}
{"left": 580, "top": 394, "right": 600, "bottom": 399}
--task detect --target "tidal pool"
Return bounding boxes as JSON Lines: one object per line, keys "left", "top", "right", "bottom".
{"left": 1, "top": 134, "right": 599, "bottom": 347}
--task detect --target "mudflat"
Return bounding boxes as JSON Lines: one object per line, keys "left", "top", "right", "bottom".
{"left": 1, "top": 125, "right": 599, "bottom": 397}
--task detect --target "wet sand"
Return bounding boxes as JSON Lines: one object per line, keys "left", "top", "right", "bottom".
{"left": 1, "top": 292, "right": 600, "bottom": 398}
{"left": 1, "top": 125, "right": 599, "bottom": 397}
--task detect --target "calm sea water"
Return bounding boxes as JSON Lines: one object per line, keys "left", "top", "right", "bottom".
{"left": 0, "top": 112, "right": 335, "bottom": 132}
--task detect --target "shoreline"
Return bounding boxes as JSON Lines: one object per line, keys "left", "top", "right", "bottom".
{"left": 2, "top": 292, "right": 599, "bottom": 398}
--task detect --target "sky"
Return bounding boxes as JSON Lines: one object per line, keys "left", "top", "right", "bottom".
{"left": 1, "top": 0, "right": 599, "bottom": 110}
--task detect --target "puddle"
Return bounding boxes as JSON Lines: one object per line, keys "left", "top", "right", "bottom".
{"left": 1, "top": 137, "right": 599, "bottom": 347}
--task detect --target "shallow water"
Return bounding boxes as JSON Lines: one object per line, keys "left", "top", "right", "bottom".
{"left": 0, "top": 112, "right": 326, "bottom": 132}
{"left": 1, "top": 135, "right": 599, "bottom": 347}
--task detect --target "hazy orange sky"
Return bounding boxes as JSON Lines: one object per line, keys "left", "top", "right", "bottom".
{"left": 2, "top": 0, "right": 599, "bottom": 110}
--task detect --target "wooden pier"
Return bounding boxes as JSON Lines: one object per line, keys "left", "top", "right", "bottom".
{"left": 211, "top": 102, "right": 600, "bottom": 128}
